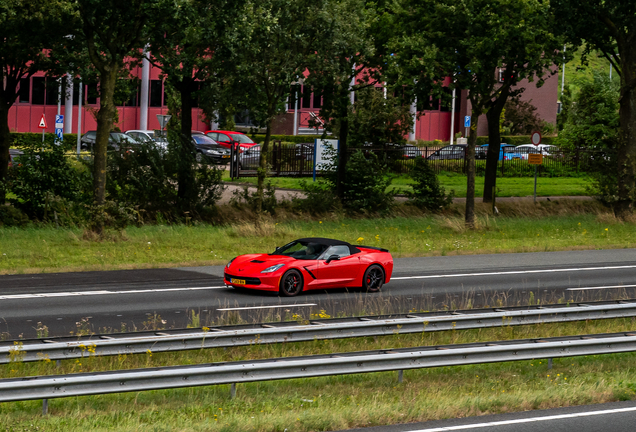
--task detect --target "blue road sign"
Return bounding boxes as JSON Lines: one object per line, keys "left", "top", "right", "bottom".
{"left": 464, "top": 116, "right": 471, "bottom": 128}
{"left": 55, "top": 115, "right": 64, "bottom": 141}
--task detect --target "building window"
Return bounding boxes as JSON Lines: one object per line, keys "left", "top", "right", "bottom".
{"left": 18, "top": 78, "right": 30, "bottom": 103}
{"left": 72, "top": 81, "right": 80, "bottom": 105}
{"left": 86, "top": 83, "right": 98, "bottom": 105}
{"left": 313, "top": 90, "right": 322, "bottom": 109}
{"left": 150, "top": 80, "right": 162, "bottom": 107}
{"left": 45, "top": 78, "right": 61, "bottom": 106}
{"left": 302, "top": 86, "right": 312, "bottom": 109}
{"left": 32, "top": 77, "right": 45, "bottom": 105}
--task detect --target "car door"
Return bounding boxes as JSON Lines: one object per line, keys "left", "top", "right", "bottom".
{"left": 316, "top": 246, "right": 361, "bottom": 288}
{"left": 216, "top": 133, "right": 231, "bottom": 147}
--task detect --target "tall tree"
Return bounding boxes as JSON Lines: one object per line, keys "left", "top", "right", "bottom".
{"left": 73, "top": 0, "right": 152, "bottom": 231}
{"left": 146, "top": 0, "right": 240, "bottom": 210}
{"left": 237, "top": 0, "right": 329, "bottom": 211}
{"left": 304, "top": 0, "right": 378, "bottom": 200}
{"left": 552, "top": 0, "right": 636, "bottom": 218}
{"left": 0, "top": 0, "right": 71, "bottom": 202}
{"left": 392, "top": 0, "right": 562, "bottom": 227}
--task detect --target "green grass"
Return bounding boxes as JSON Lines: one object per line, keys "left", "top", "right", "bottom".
{"left": 2, "top": 318, "right": 636, "bottom": 431}
{"left": 224, "top": 172, "right": 592, "bottom": 198}
{"left": 0, "top": 205, "right": 634, "bottom": 275}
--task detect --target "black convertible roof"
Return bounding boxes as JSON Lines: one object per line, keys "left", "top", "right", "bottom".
{"left": 294, "top": 237, "right": 361, "bottom": 254}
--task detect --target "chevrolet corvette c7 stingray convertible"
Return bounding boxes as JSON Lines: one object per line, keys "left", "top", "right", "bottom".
{"left": 224, "top": 237, "right": 393, "bottom": 296}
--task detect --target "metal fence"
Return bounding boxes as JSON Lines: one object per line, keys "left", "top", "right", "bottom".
{"left": 234, "top": 144, "right": 607, "bottom": 178}
{"left": 3, "top": 300, "right": 635, "bottom": 364}
{"left": 2, "top": 331, "right": 636, "bottom": 403}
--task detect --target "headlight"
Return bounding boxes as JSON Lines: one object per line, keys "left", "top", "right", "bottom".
{"left": 206, "top": 149, "right": 221, "bottom": 155}
{"left": 226, "top": 257, "right": 236, "bottom": 268}
{"left": 261, "top": 263, "right": 285, "bottom": 273}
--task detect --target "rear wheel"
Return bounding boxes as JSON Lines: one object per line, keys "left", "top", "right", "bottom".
{"left": 279, "top": 269, "right": 303, "bottom": 297}
{"left": 196, "top": 152, "right": 204, "bottom": 163}
{"left": 363, "top": 265, "right": 384, "bottom": 293}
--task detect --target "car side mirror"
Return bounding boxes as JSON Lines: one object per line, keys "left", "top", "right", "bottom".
{"left": 326, "top": 254, "right": 340, "bottom": 264}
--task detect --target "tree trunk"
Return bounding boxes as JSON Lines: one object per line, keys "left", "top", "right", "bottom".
{"left": 177, "top": 77, "right": 196, "bottom": 208}
{"left": 614, "top": 46, "right": 636, "bottom": 219}
{"left": 336, "top": 93, "right": 349, "bottom": 200}
{"left": 257, "top": 110, "right": 273, "bottom": 213}
{"left": 465, "top": 111, "right": 479, "bottom": 229}
{"left": 0, "top": 103, "right": 10, "bottom": 204}
{"left": 483, "top": 88, "right": 509, "bottom": 203}
{"left": 93, "top": 67, "right": 119, "bottom": 229}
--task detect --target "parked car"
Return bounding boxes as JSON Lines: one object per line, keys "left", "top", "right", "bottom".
{"left": 191, "top": 133, "right": 230, "bottom": 164}
{"left": 125, "top": 129, "right": 168, "bottom": 153}
{"left": 239, "top": 144, "right": 261, "bottom": 169}
{"left": 515, "top": 144, "right": 558, "bottom": 159}
{"left": 426, "top": 144, "right": 486, "bottom": 160}
{"left": 295, "top": 143, "right": 314, "bottom": 161}
{"left": 401, "top": 144, "right": 420, "bottom": 158}
{"left": 481, "top": 144, "right": 523, "bottom": 160}
{"left": 8, "top": 149, "right": 24, "bottom": 168}
{"left": 205, "top": 130, "right": 258, "bottom": 150}
{"left": 80, "top": 131, "right": 139, "bottom": 151}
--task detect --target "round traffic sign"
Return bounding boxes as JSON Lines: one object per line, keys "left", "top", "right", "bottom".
{"left": 531, "top": 131, "right": 542, "bottom": 146}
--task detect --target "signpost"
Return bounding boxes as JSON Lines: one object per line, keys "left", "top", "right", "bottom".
{"left": 55, "top": 114, "right": 64, "bottom": 142}
{"left": 529, "top": 131, "right": 542, "bottom": 203}
{"left": 313, "top": 139, "right": 339, "bottom": 182}
{"left": 38, "top": 114, "right": 47, "bottom": 142}
{"left": 156, "top": 114, "right": 171, "bottom": 131}
{"left": 464, "top": 116, "right": 471, "bottom": 139}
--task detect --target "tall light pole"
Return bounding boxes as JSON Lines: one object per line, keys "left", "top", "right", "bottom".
{"left": 561, "top": 45, "right": 566, "bottom": 95}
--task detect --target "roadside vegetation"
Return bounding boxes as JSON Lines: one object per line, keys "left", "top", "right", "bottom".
{"left": 0, "top": 201, "right": 634, "bottom": 275}
{"left": 2, "top": 317, "right": 636, "bottom": 430}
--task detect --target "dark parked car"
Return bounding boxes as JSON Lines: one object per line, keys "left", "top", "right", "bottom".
{"left": 80, "top": 131, "right": 138, "bottom": 151}
{"left": 192, "top": 133, "right": 230, "bottom": 164}
{"left": 426, "top": 144, "right": 487, "bottom": 160}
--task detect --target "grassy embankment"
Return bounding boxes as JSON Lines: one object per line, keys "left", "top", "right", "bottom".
{"left": 223, "top": 172, "right": 592, "bottom": 197}
{"left": 0, "top": 200, "right": 634, "bottom": 275}
{"left": 2, "top": 317, "right": 636, "bottom": 430}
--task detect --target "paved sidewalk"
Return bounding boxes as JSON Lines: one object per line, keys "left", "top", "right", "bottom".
{"left": 219, "top": 182, "right": 592, "bottom": 205}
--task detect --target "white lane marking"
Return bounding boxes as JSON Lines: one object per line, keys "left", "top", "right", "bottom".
{"left": 391, "top": 265, "right": 636, "bottom": 280}
{"left": 0, "top": 286, "right": 227, "bottom": 300}
{"left": 217, "top": 304, "right": 317, "bottom": 311}
{"left": 567, "top": 284, "right": 636, "bottom": 291}
{"left": 408, "top": 405, "right": 636, "bottom": 431}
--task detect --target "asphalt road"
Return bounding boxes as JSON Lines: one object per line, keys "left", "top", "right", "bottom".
{"left": 0, "top": 248, "right": 635, "bottom": 339}
{"left": 340, "top": 400, "right": 636, "bottom": 432}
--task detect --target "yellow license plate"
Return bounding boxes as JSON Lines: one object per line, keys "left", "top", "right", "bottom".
{"left": 231, "top": 278, "right": 246, "bottom": 285}
{"left": 222, "top": 155, "right": 230, "bottom": 158}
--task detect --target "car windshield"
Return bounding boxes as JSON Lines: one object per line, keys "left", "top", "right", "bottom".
{"left": 230, "top": 134, "right": 254, "bottom": 144}
{"left": 110, "top": 133, "right": 138, "bottom": 144}
{"left": 192, "top": 134, "right": 217, "bottom": 144}
{"left": 272, "top": 240, "right": 329, "bottom": 260}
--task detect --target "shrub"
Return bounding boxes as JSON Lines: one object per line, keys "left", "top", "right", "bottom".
{"left": 7, "top": 136, "right": 91, "bottom": 220}
{"left": 407, "top": 158, "right": 453, "bottom": 211}
{"left": 339, "top": 150, "right": 395, "bottom": 214}
{"left": 0, "top": 205, "right": 29, "bottom": 227}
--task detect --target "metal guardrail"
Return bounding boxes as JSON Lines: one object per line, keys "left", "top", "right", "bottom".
{"left": 2, "top": 331, "right": 636, "bottom": 402}
{"left": 3, "top": 300, "right": 636, "bottom": 363}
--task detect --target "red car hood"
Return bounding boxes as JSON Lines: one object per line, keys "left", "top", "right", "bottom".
{"left": 228, "top": 254, "right": 298, "bottom": 274}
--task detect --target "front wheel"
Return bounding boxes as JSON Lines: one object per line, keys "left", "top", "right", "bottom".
{"left": 363, "top": 265, "right": 384, "bottom": 293}
{"left": 279, "top": 269, "right": 303, "bottom": 297}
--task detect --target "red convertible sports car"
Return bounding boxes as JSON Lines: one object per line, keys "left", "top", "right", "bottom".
{"left": 224, "top": 238, "right": 394, "bottom": 296}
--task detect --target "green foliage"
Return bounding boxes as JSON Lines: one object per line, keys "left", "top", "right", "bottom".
{"left": 407, "top": 158, "right": 453, "bottom": 211}
{"left": 230, "top": 182, "right": 278, "bottom": 215}
{"left": 339, "top": 150, "right": 395, "bottom": 214}
{"left": 7, "top": 137, "right": 91, "bottom": 220}
{"left": 502, "top": 98, "right": 544, "bottom": 135}
{"left": 348, "top": 87, "right": 413, "bottom": 147}
{"left": 107, "top": 141, "right": 223, "bottom": 221}
{"left": 295, "top": 179, "right": 342, "bottom": 214}
{"left": 0, "top": 205, "right": 28, "bottom": 227}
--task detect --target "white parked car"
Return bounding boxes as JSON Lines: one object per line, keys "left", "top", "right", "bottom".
{"left": 125, "top": 129, "right": 168, "bottom": 152}
{"left": 515, "top": 144, "right": 558, "bottom": 159}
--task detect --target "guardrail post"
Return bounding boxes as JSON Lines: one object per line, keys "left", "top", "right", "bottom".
{"left": 56, "top": 360, "right": 61, "bottom": 367}
{"left": 42, "top": 399, "right": 48, "bottom": 415}
{"left": 398, "top": 370, "right": 403, "bottom": 383}
{"left": 548, "top": 358, "right": 553, "bottom": 370}
{"left": 230, "top": 382, "right": 237, "bottom": 399}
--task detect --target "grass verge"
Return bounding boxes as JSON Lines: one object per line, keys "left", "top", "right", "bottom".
{"left": 0, "top": 200, "right": 634, "bottom": 275}
{"left": 223, "top": 171, "right": 592, "bottom": 198}
{"left": 2, "top": 318, "right": 636, "bottom": 430}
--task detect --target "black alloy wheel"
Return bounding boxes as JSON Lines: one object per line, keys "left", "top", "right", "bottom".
{"left": 279, "top": 269, "right": 303, "bottom": 297}
{"left": 363, "top": 265, "right": 384, "bottom": 293}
